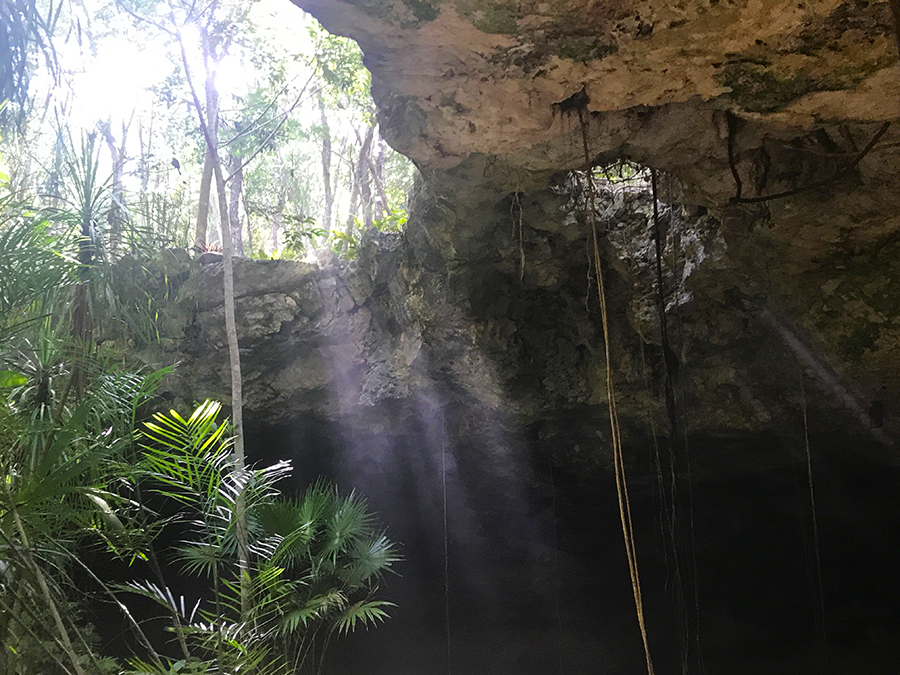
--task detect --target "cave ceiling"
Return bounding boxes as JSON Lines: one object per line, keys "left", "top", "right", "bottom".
{"left": 293, "top": 0, "right": 899, "bottom": 175}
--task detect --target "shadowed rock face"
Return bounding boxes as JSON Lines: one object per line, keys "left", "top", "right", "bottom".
{"left": 147, "top": 1, "right": 900, "bottom": 672}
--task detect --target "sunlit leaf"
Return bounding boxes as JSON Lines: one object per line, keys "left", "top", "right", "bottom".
{"left": 0, "top": 370, "right": 28, "bottom": 387}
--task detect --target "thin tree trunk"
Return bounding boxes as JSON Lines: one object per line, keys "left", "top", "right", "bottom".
{"left": 196, "top": 150, "right": 214, "bottom": 250}
{"left": 271, "top": 199, "right": 283, "bottom": 252}
{"left": 194, "top": 59, "right": 219, "bottom": 251}
{"left": 356, "top": 124, "right": 375, "bottom": 230}
{"left": 9, "top": 505, "right": 86, "bottom": 675}
{"left": 318, "top": 95, "right": 333, "bottom": 232}
{"left": 242, "top": 186, "right": 253, "bottom": 256}
{"left": 102, "top": 120, "right": 127, "bottom": 257}
{"left": 367, "top": 134, "right": 391, "bottom": 222}
{"left": 0, "top": 569, "right": 17, "bottom": 671}
{"left": 344, "top": 174, "right": 359, "bottom": 238}
{"left": 228, "top": 154, "right": 244, "bottom": 257}
{"left": 176, "top": 14, "right": 250, "bottom": 620}
{"left": 213, "top": 146, "right": 250, "bottom": 621}
{"left": 138, "top": 115, "right": 153, "bottom": 233}
{"left": 70, "top": 203, "right": 95, "bottom": 402}
{"left": 343, "top": 126, "right": 375, "bottom": 239}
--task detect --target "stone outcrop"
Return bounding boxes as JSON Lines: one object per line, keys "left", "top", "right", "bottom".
{"left": 275, "top": 0, "right": 900, "bottom": 447}
{"left": 143, "top": 0, "right": 900, "bottom": 458}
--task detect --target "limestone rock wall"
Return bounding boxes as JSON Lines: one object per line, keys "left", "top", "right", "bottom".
{"left": 280, "top": 0, "right": 900, "bottom": 451}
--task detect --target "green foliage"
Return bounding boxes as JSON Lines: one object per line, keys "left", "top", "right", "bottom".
{"left": 0, "top": 0, "right": 62, "bottom": 130}
{"left": 0, "top": 7, "right": 414, "bottom": 661}
{"left": 328, "top": 230, "right": 358, "bottom": 259}
{"left": 128, "top": 401, "right": 399, "bottom": 674}
{"left": 373, "top": 208, "right": 407, "bottom": 232}
{"left": 0, "top": 370, "right": 28, "bottom": 387}
{"left": 0, "top": 359, "right": 172, "bottom": 675}
{"left": 44, "top": 131, "right": 113, "bottom": 242}
{"left": 0, "top": 200, "right": 77, "bottom": 341}
{"left": 308, "top": 25, "right": 370, "bottom": 108}
{"left": 0, "top": 124, "right": 9, "bottom": 186}
{"left": 281, "top": 214, "right": 321, "bottom": 254}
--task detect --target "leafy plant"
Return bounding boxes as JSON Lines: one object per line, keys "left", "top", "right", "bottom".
{"left": 0, "top": 365, "right": 170, "bottom": 675}
{"left": 282, "top": 215, "right": 323, "bottom": 255}
{"left": 125, "top": 401, "right": 399, "bottom": 674}
{"left": 372, "top": 209, "right": 407, "bottom": 233}
{"left": 328, "top": 230, "right": 358, "bottom": 259}
{"left": 0, "top": 197, "right": 77, "bottom": 341}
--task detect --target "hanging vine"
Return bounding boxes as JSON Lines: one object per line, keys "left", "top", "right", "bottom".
{"left": 568, "top": 94, "right": 656, "bottom": 675}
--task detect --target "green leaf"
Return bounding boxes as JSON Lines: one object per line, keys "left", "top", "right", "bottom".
{"left": 0, "top": 370, "right": 27, "bottom": 387}
{"left": 334, "top": 599, "right": 395, "bottom": 635}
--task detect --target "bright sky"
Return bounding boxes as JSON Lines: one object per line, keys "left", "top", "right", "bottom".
{"left": 59, "top": 0, "right": 316, "bottom": 131}
{"left": 63, "top": 32, "right": 172, "bottom": 129}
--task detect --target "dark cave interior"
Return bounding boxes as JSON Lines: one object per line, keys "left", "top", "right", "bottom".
{"left": 238, "top": 410, "right": 900, "bottom": 675}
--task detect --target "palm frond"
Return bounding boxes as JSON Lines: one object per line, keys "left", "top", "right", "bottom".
{"left": 140, "top": 401, "right": 232, "bottom": 505}
{"left": 176, "top": 541, "right": 225, "bottom": 578}
{"left": 0, "top": 200, "right": 78, "bottom": 339}
{"left": 280, "top": 588, "right": 347, "bottom": 636}
{"left": 333, "top": 599, "right": 395, "bottom": 636}
{"left": 120, "top": 579, "right": 202, "bottom": 624}
{"left": 339, "top": 534, "right": 399, "bottom": 586}
{"left": 322, "top": 490, "right": 373, "bottom": 559}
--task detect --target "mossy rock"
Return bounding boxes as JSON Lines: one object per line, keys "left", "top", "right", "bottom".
{"left": 555, "top": 35, "right": 617, "bottom": 63}
{"left": 717, "top": 62, "right": 820, "bottom": 113}
{"left": 401, "top": 0, "right": 439, "bottom": 23}
{"left": 839, "top": 324, "right": 882, "bottom": 360}
{"left": 341, "top": 0, "right": 438, "bottom": 26}
{"left": 460, "top": 2, "right": 520, "bottom": 34}
{"left": 718, "top": 58, "right": 891, "bottom": 114}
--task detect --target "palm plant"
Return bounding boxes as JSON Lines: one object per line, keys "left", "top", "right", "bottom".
{"left": 0, "top": 194, "right": 78, "bottom": 342}
{"left": 126, "top": 401, "right": 399, "bottom": 675}
{"left": 0, "top": 366, "right": 170, "bottom": 675}
{"left": 0, "top": 133, "right": 196, "bottom": 673}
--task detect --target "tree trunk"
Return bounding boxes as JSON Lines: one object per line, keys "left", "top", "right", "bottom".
{"left": 243, "top": 186, "right": 253, "bottom": 256}
{"left": 228, "top": 154, "right": 244, "bottom": 257}
{"left": 179, "top": 19, "right": 250, "bottom": 620}
{"left": 8, "top": 503, "right": 87, "bottom": 675}
{"left": 196, "top": 150, "right": 214, "bottom": 250}
{"left": 272, "top": 194, "right": 284, "bottom": 252}
{"left": 318, "top": 95, "right": 333, "bottom": 232}
{"left": 343, "top": 124, "right": 375, "bottom": 239}
{"left": 102, "top": 119, "right": 129, "bottom": 257}
{"left": 344, "top": 174, "right": 359, "bottom": 239}
{"left": 357, "top": 124, "right": 375, "bottom": 230}
{"left": 194, "top": 55, "right": 219, "bottom": 251}
{"left": 367, "top": 133, "right": 391, "bottom": 222}
{"left": 194, "top": 150, "right": 213, "bottom": 251}
{"left": 137, "top": 115, "right": 153, "bottom": 232}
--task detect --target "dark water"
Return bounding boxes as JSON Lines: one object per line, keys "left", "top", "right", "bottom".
{"left": 244, "top": 413, "right": 900, "bottom": 675}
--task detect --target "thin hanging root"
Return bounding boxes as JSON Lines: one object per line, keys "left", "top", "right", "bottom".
{"left": 511, "top": 188, "right": 526, "bottom": 281}
{"left": 441, "top": 408, "right": 452, "bottom": 675}
{"left": 577, "top": 105, "right": 655, "bottom": 675}
{"left": 799, "top": 371, "right": 828, "bottom": 666}
{"left": 593, "top": 224, "right": 655, "bottom": 675}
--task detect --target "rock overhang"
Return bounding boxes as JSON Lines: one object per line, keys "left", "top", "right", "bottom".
{"left": 293, "top": 0, "right": 899, "bottom": 174}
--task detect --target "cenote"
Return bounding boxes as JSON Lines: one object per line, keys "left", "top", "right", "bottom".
{"left": 3, "top": 0, "right": 900, "bottom": 674}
